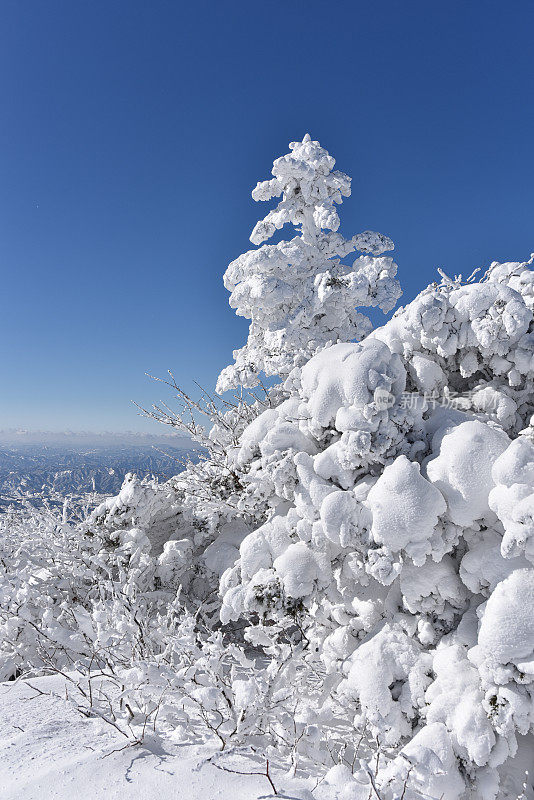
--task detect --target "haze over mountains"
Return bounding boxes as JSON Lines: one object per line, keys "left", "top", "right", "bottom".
{"left": 0, "top": 429, "right": 191, "bottom": 447}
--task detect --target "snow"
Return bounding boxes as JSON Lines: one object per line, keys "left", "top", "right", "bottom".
{"left": 319, "top": 489, "right": 361, "bottom": 547}
{"left": 273, "top": 541, "right": 319, "bottom": 599}
{"left": 449, "top": 282, "right": 531, "bottom": 354}
{"left": 459, "top": 531, "right": 529, "bottom": 594}
{"left": 300, "top": 339, "right": 405, "bottom": 431}
{"left": 0, "top": 675, "right": 266, "bottom": 800}
{"left": 425, "top": 644, "right": 496, "bottom": 766}
{"left": 425, "top": 419, "right": 509, "bottom": 526}
{"left": 367, "top": 455, "right": 446, "bottom": 565}
{"left": 203, "top": 519, "right": 250, "bottom": 576}
{"left": 490, "top": 436, "right": 534, "bottom": 562}
{"left": 492, "top": 436, "right": 534, "bottom": 487}
{"left": 239, "top": 515, "right": 292, "bottom": 579}
{"left": 340, "top": 623, "right": 422, "bottom": 745}
{"left": 476, "top": 567, "right": 534, "bottom": 677}
{"left": 408, "top": 352, "right": 446, "bottom": 393}
{"left": 399, "top": 556, "right": 467, "bottom": 616}
{"left": 381, "top": 722, "right": 465, "bottom": 800}
{"left": 212, "top": 249, "right": 534, "bottom": 800}
{"left": 0, "top": 675, "right": 367, "bottom": 800}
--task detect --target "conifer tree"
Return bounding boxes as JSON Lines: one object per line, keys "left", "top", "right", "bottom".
{"left": 216, "top": 134, "right": 401, "bottom": 393}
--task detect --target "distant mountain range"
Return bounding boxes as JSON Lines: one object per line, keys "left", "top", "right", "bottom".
{"left": 0, "top": 433, "right": 200, "bottom": 511}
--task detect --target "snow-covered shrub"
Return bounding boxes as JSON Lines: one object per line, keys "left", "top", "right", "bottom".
{"left": 0, "top": 502, "right": 389, "bottom": 795}
{"left": 219, "top": 255, "right": 534, "bottom": 799}
{"left": 0, "top": 498, "right": 165, "bottom": 679}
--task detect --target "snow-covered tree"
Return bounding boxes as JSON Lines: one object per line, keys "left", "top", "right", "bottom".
{"left": 219, "top": 254, "right": 534, "bottom": 799}
{"left": 116, "top": 136, "right": 406, "bottom": 617}
{"left": 216, "top": 134, "right": 401, "bottom": 393}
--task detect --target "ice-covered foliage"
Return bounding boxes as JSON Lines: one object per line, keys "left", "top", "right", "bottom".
{"left": 216, "top": 134, "right": 401, "bottom": 393}
{"left": 0, "top": 502, "right": 403, "bottom": 800}
{"left": 218, "top": 254, "right": 534, "bottom": 799}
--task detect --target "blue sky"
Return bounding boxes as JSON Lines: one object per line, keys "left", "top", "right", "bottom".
{"left": 1, "top": 0, "right": 533, "bottom": 433}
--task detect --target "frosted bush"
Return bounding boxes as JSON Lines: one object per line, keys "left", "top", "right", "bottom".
{"left": 0, "top": 501, "right": 151, "bottom": 678}
{"left": 220, "top": 254, "right": 534, "bottom": 799}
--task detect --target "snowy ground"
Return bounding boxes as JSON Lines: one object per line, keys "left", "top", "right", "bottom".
{"left": 0, "top": 675, "right": 330, "bottom": 800}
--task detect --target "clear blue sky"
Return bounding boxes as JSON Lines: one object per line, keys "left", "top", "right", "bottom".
{"left": 1, "top": 0, "right": 533, "bottom": 433}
